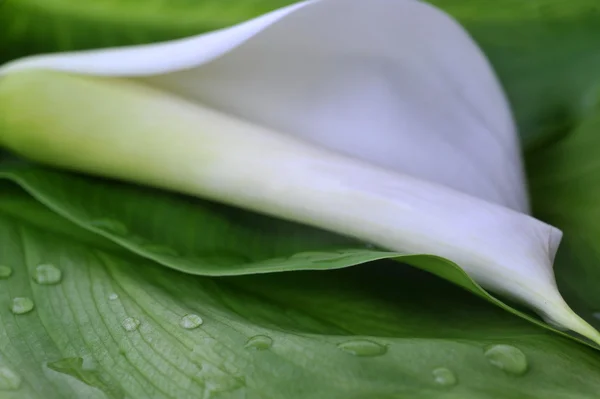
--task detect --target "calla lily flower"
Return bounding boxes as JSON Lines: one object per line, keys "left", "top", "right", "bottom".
{"left": 0, "top": 0, "right": 598, "bottom": 344}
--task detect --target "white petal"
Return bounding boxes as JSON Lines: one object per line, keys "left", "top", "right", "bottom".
{"left": 0, "top": 0, "right": 527, "bottom": 212}
{"left": 1, "top": 70, "right": 598, "bottom": 343}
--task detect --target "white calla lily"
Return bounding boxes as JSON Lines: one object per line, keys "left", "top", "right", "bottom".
{"left": 0, "top": 0, "right": 598, "bottom": 344}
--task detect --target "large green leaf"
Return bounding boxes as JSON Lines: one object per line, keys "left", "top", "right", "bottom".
{"left": 0, "top": 162, "right": 370, "bottom": 276}
{"left": 528, "top": 109, "right": 600, "bottom": 331}
{"left": 1, "top": 161, "right": 590, "bottom": 350}
{"left": 2, "top": 185, "right": 600, "bottom": 399}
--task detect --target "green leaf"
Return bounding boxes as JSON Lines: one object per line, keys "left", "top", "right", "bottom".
{"left": 2, "top": 161, "right": 592, "bottom": 348}
{"left": 1, "top": 185, "right": 600, "bottom": 399}
{"left": 0, "top": 161, "right": 379, "bottom": 276}
{"left": 528, "top": 108, "right": 600, "bottom": 331}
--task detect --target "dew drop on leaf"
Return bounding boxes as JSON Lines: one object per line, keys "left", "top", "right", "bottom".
{"left": 81, "top": 355, "right": 98, "bottom": 371}
{"left": 121, "top": 317, "right": 141, "bottom": 332}
{"left": 0, "top": 265, "right": 12, "bottom": 279}
{"left": 484, "top": 345, "right": 528, "bottom": 375}
{"left": 337, "top": 339, "right": 387, "bottom": 357}
{"left": 197, "top": 363, "right": 246, "bottom": 395}
{"left": 10, "top": 297, "right": 34, "bottom": 315}
{"left": 245, "top": 335, "right": 273, "bottom": 351}
{"left": 140, "top": 244, "right": 179, "bottom": 257}
{"left": 432, "top": 367, "right": 457, "bottom": 387}
{"left": 89, "top": 218, "right": 129, "bottom": 236}
{"left": 593, "top": 312, "right": 600, "bottom": 320}
{"left": 108, "top": 293, "right": 119, "bottom": 301}
{"left": 0, "top": 366, "right": 21, "bottom": 391}
{"left": 289, "top": 252, "right": 336, "bottom": 261}
{"left": 179, "top": 314, "right": 204, "bottom": 329}
{"left": 33, "top": 264, "right": 62, "bottom": 285}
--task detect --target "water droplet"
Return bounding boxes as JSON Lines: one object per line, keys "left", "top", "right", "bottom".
{"left": 364, "top": 243, "right": 376, "bottom": 249}
{"left": 189, "top": 253, "right": 248, "bottom": 269}
{"left": 197, "top": 363, "right": 246, "bottom": 395}
{"left": 81, "top": 355, "right": 98, "bottom": 371}
{"left": 288, "top": 251, "right": 365, "bottom": 265}
{"left": 484, "top": 345, "right": 528, "bottom": 375}
{"left": 336, "top": 249, "right": 372, "bottom": 255}
{"left": 252, "top": 257, "right": 289, "bottom": 268}
{"left": 108, "top": 293, "right": 119, "bottom": 301}
{"left": 0, "top": 265, "right": 12, "bottom": 279}
{"left": 289, "top": 252, "right": 337, "bottom": 260}
{"left": 140, "top": 244, "right": 179, "bottom": 257}
{"left": 179, "top": 314, "right": 203, "bottom": 329}
{"left": 318, "top": 255, "right": 361, "bottom": 263}
{"left": 0, "top": 367, "right": 21, "bottom": 390}
{"left": 593, "top": 312, "right": 600, "bottom": 320}
{"left": 337, "top": 339, "right": 387, "bottom": 357}
{"left": 245, "top": 335, "right": 273, "bottom": 351}
{"left": 432, "top": 367, "right": 457, "bottom": 387}
{"left": 89, "top": 218, "right": 129, "bottom": 236}
{"left": 11, "top": 297, "right": 34, "bottom": 315}
{"left": 121, "top": 317, "right": 140, "bottom": 332}
{"left": 33, "top": 264, "right": 62, "bottom": 285}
